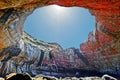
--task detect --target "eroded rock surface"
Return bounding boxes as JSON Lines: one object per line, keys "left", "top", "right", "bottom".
{"left": 0, "top": 73, "right": 118, "bottom": 80}
{"left": 0, "top": 32, "right": 89, "bottom": 76}
{"left": 0, "top": 32, "right": 119, "bottom": 79}
{"left": 0, "top": 0, "right": 120, "bottom": 79}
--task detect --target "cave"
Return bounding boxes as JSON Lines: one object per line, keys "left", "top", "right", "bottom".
{"left": 0, "top": 0, "right": 120, "bottom": 80}
{"left": 24, "top": 5, "right": 95, "bottom": 48}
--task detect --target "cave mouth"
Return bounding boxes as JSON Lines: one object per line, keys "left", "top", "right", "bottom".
{"left": 24, "top": 5, "right": 95, "bottom": 49}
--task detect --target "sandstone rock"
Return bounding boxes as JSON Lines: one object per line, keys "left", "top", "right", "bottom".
{"left": 80, "top": 77, "right": 102, "bottom": 80}
{"left": 5, "top": 73, "right": 16, "bottom": 80}
{"left": 0, "top": 73, "right": 118, "bottom": 80}
{"left": 0, "top": 32, "right": 119, "bottom": 79}
{"left": 6, "top": 73, "right": 32, "bottom": 80}
{"left": 0, "top": 0, "right": 120, "bottom": 79}
{"left": 0, "top": 78, "right": 4, "bottom": 80}
{"left": 102, "top": 74, "right": 117, "bottom": 80}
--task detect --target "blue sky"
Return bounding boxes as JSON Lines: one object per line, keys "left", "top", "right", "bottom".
{"left": 24, "top": 5, "right": 95, "bottom": 48}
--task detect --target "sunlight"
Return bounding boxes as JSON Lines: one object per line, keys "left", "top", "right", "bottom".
{"left": 45, "top": 5, "right": 70, "bottom": 31}
{"left": 25, "top": 5, "right": 95, "bottom": 48}
{"left": 52, "top": 5, "right": 64, "bottom": 11}
{"left": 49, "top": 5, "right": 68, "bottom": 14}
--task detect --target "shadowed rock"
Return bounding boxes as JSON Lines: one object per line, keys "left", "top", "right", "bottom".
{"left": 6, "top": 73, "right": 32, "bottom": 80}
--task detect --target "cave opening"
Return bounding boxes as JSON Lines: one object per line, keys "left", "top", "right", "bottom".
{"left": 0, "top": 1, "right": 120, "bottom": 79}
{"left": 24, "top": 5, "right": 95, "bottom": 49}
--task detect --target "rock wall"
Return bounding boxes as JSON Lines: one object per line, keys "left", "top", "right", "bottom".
{"left": 0, "top": 7, "right": 33, "bottom": 48}
{"left": 0, "top": 32, "right": 86, "bottom": 76}
{"left": 0, "top": 0, "right": 120, "bottom": 49}
{"left": 0, "top": 0, "right": 120, "bottom": 78}
{"left": 0, "top": 32, "right": 119, "bottom": 78}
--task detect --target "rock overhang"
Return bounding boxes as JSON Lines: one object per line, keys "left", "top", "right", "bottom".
{"left": 0, "top": 0, "right": 120, "bottom": 48}
{"left": 0, "top": 0, "right": 120, "bottom": 77}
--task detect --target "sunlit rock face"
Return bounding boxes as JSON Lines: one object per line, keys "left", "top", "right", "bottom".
{"left": 0, "top": 0, "right": 120, "bottom": 78}
{"left": 0, "top": 8, "right": 33, "bottom": 49}
{"left": 0, "top": 32, "right": 119, "bottom": 79}
{"left": 0, "top": 32, "right": 85, "bottom": 76}
{"left": 0, "top": 73, "right": 117, "bottom": 80}
{"left": 0, "top": 0, "right": 120, "bottom": 49}
{"left": 80, "top": 23, "right": 120, "bottom": 72}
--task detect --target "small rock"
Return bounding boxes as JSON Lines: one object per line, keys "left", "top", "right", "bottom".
{"left": 102, "top": 74, "right": 117, "bottom": 80}
{"left": 0, "top": 77, "right": 5, "bottom": 80}
{"left": 6, "top": 73, "right": 32, "bottom": 80}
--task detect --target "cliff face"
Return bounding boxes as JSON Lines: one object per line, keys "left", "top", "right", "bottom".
{"left": 0, "top": 32, "right": 86, "bottom": 76}
{"left": 0, "top": 32, "right": 119, "bottom": 77}
{"left": 0, "top": 32, "right": 61, "bottom": 75}
{"left": 0, "top": 1, "right": 120, "bottom": 49}
{"left": 0, "top": 0, "right": 120, "bottom": 77}
{"left": 0, "top": 8, "right": 34, "bottom": 49}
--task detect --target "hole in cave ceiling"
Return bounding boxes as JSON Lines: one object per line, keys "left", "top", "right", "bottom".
{"left": 24, "top": 5, "right": 95, "bottom": 48}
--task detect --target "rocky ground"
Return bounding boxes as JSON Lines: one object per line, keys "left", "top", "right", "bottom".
{"left": 0, "top": 73, "right": 118, "bottom": 80}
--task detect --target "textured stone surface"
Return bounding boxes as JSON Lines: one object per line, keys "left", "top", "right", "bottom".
{"left": 0, "top": 7, "right": 33, "bottom": 48}
{"left": 0, "top": 0, "right": 120, "bottom": 49}
{"left": 0, "top": 32, "right": 62, "bottom": 75}
{"left": 0, "top": 0, "right": 120, "bottom": 79}
{"left": 0, "top": 32, "right": 119, "bottom": 79}
{"left": 0, "top": 32, "right": 89, "bottom": 76}
{"left": 0, "top": 73, "right": 118, "bottom": 80}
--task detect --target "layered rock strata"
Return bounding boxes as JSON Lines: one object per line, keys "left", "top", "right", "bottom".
{"left": 0, "top": 32, "right": 119, "bottom": 79}
{"left": 0, "top": 0, "right": 120, "bottom": 79}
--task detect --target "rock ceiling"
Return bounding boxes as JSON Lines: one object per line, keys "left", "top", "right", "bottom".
{"left": 0, "top": 0, "right": 120, "bottom": 55}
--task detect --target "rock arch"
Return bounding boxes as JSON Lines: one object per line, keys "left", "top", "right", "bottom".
{"left": 0, "top": 0, "right": 119, "bottom": 49}
{"left": 0, "top": 0, "right": 120, "bottom": 75}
